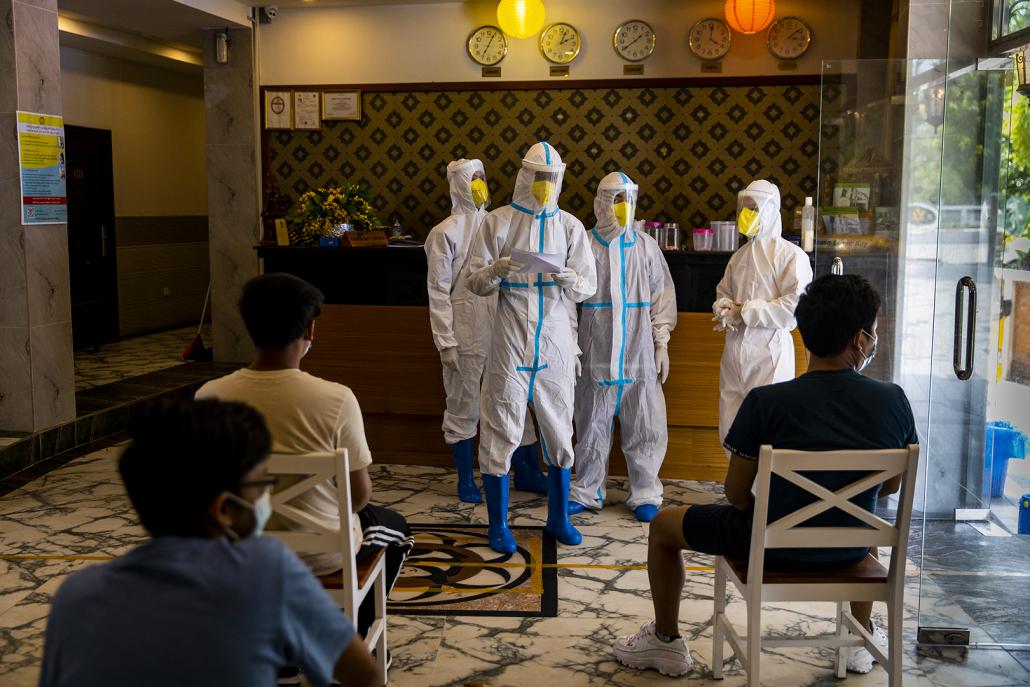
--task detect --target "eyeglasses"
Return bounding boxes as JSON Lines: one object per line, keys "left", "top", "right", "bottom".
{"left": 239, "top": 476, "right": 279, "bottom": 489}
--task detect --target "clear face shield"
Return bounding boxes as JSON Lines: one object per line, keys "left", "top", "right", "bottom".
{"left": 736, "top": 192, "right": 768, "bottom": 238}
{"left": 470, "top": 168, "right": 489, "bottom": 208}
{"left": 612, "top": 189, "right": 637, "bottom": 229}
{"left": 532, "top": 170, "right": 561, "bottom": 207}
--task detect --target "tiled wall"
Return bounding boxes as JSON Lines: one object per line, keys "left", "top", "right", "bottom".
{"left": 265, "top": 82, "right": 821, "bottom": 237}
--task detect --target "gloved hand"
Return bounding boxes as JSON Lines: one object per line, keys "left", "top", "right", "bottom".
{"left": 712, "top": 297, "right": 735, "bottom": 318}
{"left": 551, "top": 267, "right": 580, "bottom": 289}
{"left": 574, "top": 356, "right": 582, "bottom": 379}
{"left": 723, "top": 302, "right": 743, "bottom": 327}
{"left": 441, "top": 347, "right": 459, "bottom": 371}
{"left": 712, "top": 315, "right": 732, "bottom": 333}
{"left": 655, "top": 344, "right": 670, "bottom": 384}
{"left": 488, "top": 256, "right": 523, "bottom": 280}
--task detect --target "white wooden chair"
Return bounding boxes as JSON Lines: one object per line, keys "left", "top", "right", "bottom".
{"left": 711, "top": 444, "right": 920, "bottom": 687}
{"left": 264, "top": 450, "right": 388, "bottom": 684}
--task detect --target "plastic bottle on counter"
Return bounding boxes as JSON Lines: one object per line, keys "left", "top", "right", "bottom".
{"left": 801, "top": 197, "right": 815, "bottom": 252}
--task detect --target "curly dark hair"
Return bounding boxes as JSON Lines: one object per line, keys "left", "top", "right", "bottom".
{"left": 795, "top": 274, "right": 881, "bottom": 358}
{"left": 119, "top": 398, "right": 271, "bottom": 537}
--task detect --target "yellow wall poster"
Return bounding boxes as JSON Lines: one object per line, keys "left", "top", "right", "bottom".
{"left": 17, "top": 111, "right": 67, "bottom": 225}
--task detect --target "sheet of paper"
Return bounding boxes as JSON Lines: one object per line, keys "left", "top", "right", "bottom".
{"left": 510, "top": 248, "right": 565, "bottom": 274}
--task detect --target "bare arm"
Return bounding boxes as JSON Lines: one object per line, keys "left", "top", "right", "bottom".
{"left": 724, "top": 454, "right": 759, "bottom": 511}
{"left": 350, "top": 466, "right": 372, "bottom": 513}
{"left": 331, "top": 635, "right": 382, "bottom": 687}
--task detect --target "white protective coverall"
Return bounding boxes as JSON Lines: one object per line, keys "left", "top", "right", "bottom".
{"left": 466, "top": 142, "right": 597, "bottom": 476}
{"left": 570, "top": 172, "right": 677, "bottom": 511}
{"left": 424, "top": 159, "right": 536, "bottom": 448}
{"left": 714, "top": 179, "right": 813, "bottom": 443}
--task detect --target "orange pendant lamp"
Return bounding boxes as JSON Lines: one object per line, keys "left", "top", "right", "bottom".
{"left": 724, "top": 0, "right": 776, "bottom": 35}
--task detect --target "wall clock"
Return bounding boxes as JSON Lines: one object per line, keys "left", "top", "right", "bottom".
{"left": 688, "top": 18, "right": 732, "bottom": 61}
{"left": 767, "top": 17, "right": 812, "bottom": 60}
{"left": 467, "top": 25, "right": 508, "bottom": 66}
{"left": 613, "top": 19, "right": 656, "bottom": 62}
{"left": 539, "top": 22, "right": 582, "bottom": 64}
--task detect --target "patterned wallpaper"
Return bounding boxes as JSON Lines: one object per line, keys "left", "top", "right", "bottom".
{"left": 265, "top": 83, "right": 821, "bottom": 237}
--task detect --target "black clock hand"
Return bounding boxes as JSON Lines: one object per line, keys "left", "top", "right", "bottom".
{"left": 789, "top": 29, "right": 803, "bottom": 40}
{"left": 624, "top": 34, "right": 643, "bottom": 49}
{"left": 485, "top": 34, "right": 495, "bottom": 52}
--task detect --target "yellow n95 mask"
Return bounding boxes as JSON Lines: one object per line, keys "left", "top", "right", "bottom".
{"left": 532, "top": 180, "right": 556, "bottom": 207}
{"left": 737, "top": 207, "right": 761, "bottom": 237}
{"left": 470, "top": 179, "right": 489, "bottom": 208}
{"left": 613, "top": 201, "right": 633, "bottom": 228}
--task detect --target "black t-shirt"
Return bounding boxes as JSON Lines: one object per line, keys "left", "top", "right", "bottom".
{"left": 723, "top": 368, "right": 918, "bottom": 563}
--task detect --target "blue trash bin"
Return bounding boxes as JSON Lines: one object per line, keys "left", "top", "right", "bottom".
{"left": 985, "top": 421, "right": 1029, "bottom": 498}
{"left": 1020, "top": 494, "right": 1030, "bottom": 535}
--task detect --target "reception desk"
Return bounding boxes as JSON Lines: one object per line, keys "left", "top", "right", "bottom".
{"left": 258, "top": 245, "right": 807, "bottom": 481}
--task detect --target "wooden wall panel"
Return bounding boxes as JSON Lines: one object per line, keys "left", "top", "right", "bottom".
{"left": 309, "top": 305, "right": 808, "bottom": 482}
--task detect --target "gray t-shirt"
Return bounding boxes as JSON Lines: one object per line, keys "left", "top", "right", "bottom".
{"left": 39, "top": 536, "right": 354, "bottom": 687}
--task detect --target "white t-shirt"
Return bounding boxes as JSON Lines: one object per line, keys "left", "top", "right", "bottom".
{"left": 195, "top": 368, "right": 372, "bottom": 574}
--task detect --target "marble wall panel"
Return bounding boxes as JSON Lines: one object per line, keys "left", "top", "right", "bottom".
{"left": 0, "top": 326, "right": 31, "bottom": 430}
{"left": 24, "top": 224, "right": 70, "bottom": 326}
{"left": 29, "top": 321, "right": 73, "bottom": 429}
{"left": 203, "top": 28, "right": 259, "bottom": 364}
{"left": 11, "top": 0, "right": 61, "bottom": 114}
{"left": 0, "top": 3, "right": 16, "bottom": 115}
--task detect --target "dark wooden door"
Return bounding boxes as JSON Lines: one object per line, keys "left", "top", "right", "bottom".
{"left": 65, "top": 125, "right": 118, "bottom": 348}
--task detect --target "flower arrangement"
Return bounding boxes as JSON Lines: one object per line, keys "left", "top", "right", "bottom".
{"left": 287, "top": 184, "right": 380, "bottom": 245}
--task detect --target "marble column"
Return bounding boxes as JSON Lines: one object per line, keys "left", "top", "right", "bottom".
{"left": 0, "top": 0, "right": 75, "bottom": 432}
{"left": 203, "top": 27, "right": 259, "bottom": 363}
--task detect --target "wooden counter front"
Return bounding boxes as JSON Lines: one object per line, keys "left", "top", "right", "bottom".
{"left": 303, "top": 305, "right": 806, "bottom": 481}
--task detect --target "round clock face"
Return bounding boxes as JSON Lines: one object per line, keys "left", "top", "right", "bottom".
{"left": 539, "top": 22, "right": 581, "bottom": 64}
{"left": 688, "top": 18, "right": 731, "bottom": 61}
{"left": 467, "top": 25, "right": 508, "bottom": 66}
{"left": 767, "top": 17, "right": 812, "bottom": 60}
{"left": 613, "top": 19, "right": 656, "bottom": 62}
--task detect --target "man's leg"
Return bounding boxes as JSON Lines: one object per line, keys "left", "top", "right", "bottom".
{"left": 648, "top": 505, "right": 692, "bottom": 637}
{"left": 356, "top": 505, "right": 414, "bottom": 636}
{"left": 850, "top": 548, "right": 877, "bottom": 629}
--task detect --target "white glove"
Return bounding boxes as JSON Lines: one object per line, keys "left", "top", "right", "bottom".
{"left": 574, "top": 356, "right": 582, "bottom": 379}
{"left": 655, "top": 344, "right": 670, "bottom": 384}
{"left": 712, "top": 297, "right": 735, "bottom": 317}
{"left": 488, "top": 257, "right": 523, "bottom": 280}
{"left": 712, "top": 315, "right": 732, "bottom": 333}
{"left": 551, "top": 267, "right": 579, "bottom": 289}
{"left": 723, "top": 302, "right": 743, "bottom": 326}
{"left": 440, "top": 347, "right": 459, "bottom": 371}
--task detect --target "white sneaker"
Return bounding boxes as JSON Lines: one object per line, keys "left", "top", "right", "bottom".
{"left": 614, "top": 621, "right": 693, "bottom": 677}
{"left": 847, "top": 621, "right": 888, "bottom": 674}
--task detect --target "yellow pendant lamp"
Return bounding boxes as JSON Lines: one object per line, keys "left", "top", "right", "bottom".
{"left": 497, "top": 0, "right": 546, "bottom": 39}
{"left": 724, "top": 0, "right": 776, "bottom": 35}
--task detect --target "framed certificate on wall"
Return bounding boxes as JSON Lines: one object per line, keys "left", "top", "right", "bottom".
{"left": 322, "top": 91, "right": 362, "bottom": 121}
{"left": 264, "top": 90, "right": 293, "bottom": 129}
{"left": 293, "top": 91, "right": 321, "bottom": 130}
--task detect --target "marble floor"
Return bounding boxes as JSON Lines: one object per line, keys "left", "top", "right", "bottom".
{"left": 74, "top": 325, "right": 211, "bottom": 391}
{"left": 0, "top": 447, "right": 1028, "bottom": 686}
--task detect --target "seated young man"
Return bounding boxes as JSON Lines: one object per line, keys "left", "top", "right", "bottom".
{"left": 196, "top": 273, "right": 412, "bottom": 640}
{"left": 614, "top": 273, "right": 918, "bottom": 677}
{"left": 40, "top": 399, "right": 381, "bottom": 687}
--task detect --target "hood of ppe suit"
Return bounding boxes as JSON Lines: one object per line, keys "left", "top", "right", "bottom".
{"left": 447, "top": 158, "right": 486, "bottom": 215}
{"left": 737, "top": 179, "right": 782, "bottom": 241}
{"left": 513, "top": 141, "right": 566, "bottom": 212}
{"left": 593, "top": 171, "right": 638, "bottom": 237}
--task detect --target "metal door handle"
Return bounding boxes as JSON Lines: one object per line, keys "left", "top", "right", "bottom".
{"left": 831, "top": 257, "right": 844, "bottom": 275}
{"left": 953, "top": 276, "right": 976, "bottom": 380}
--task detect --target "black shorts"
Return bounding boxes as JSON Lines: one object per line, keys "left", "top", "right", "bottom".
{"left": 681, "top": 503, "right": 753, "bottom": 560}
{"left": 680, "top": 503, "right": 869, "bottom": 569}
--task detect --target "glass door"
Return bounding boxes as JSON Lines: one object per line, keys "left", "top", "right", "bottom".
{"left": 819, "top": 58, "right": 1030, "bottom": 653}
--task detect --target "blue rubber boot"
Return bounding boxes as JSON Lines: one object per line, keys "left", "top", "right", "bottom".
{"left": 511, "top": 443, "right": 549, "bottom": 494}
{"left": 482, "top": 474, "right": 517, "bottom": 554}
{"left": 567, "top": 501, "right": 588, "bottom": 515}
{"left": 545, "top": 467, "right": 582, "bottom": 546}
{"left": 450, "top": 438, "right": 481, "bottom": 503}
{"left": 633, "top": 504, "right": 659, "bottom": 522}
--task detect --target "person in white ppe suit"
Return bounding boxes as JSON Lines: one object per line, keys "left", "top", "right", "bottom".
{"left": 425, "top": 160, "right": 548, "bottom": 504}
{"left": 712, "top": 179, "right": 813, "bottom": 444}
{"left": 467, "top": 142, "right": 597, "bottom": 553}
{"left": 568, "top": 172, "right": 677, "bottom": 523}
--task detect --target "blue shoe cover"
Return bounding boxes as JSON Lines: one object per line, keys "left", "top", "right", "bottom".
{"left": 511, "top": 443, "right": 548, "bottom": 494}
{"left": 544, "top": 467, "right": 582, "bottom": 546}
{"left": 450, "top": 438, "right": 481, "bottom": 503}
{"left": 634, "top": 504, "right": 659, "bottom": 522}
{"left": 567, "top": 501, "right": 588, "bottom": 515}
{"left": 482, "top": 474, "right": 517, "bottom": 554}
